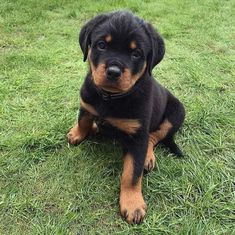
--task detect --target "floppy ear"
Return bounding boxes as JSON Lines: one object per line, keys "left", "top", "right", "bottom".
{"left": 144, "top": 23, "right": 165, "bottom": 75}
{"left": 79, "top": 14, "right": 109, "bottom": 61}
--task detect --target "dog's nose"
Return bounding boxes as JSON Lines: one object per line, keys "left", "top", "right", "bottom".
{"left": 106, "top": 66, "right": 121, "bottom": 81}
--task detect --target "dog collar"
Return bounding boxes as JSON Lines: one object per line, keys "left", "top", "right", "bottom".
{"left": 95, "top": 79, "right": 142, "bottom": 101}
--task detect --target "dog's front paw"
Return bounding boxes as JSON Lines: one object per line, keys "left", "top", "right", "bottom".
{"left": 67, "top": 124, "right": 86, "bottom": 145}
{"left": 144, "top": 149, "right": 156, "bottom": 172}
{"left": 120, "top": 192, "right": 147, "bottom": 224}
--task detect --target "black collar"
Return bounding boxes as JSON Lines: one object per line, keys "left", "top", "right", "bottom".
{"left": 94, "top": 79, "right": 143, "bottom": 101}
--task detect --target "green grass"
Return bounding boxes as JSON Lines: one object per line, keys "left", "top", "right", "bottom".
{"left": 0, "top": 0, "right": 234, "bottom": 234}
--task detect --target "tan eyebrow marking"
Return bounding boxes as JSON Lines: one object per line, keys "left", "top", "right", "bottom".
{"left": 105, "top": 35, "right": 112, "bottom": 42}
{"left": 130, "top": 40, "right": 137, "bottom": 49}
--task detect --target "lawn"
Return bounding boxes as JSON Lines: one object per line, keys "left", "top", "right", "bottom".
{"left": 0, "top": 0, "right": 234, "bottom": 234}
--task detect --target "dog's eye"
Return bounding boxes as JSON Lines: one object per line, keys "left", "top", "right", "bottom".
{"left": 131, "top": 49, "right": 142, "bottom": 60}
{"left": 97, "top": 40, "right": 107, "bottom": 51}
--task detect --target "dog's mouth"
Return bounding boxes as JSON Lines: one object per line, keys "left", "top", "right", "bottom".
{"left": 99, "top": 85, "right": 124, "bottom": 93}
{"left": 94, "top": 76, "right": 137, "bottom": 94}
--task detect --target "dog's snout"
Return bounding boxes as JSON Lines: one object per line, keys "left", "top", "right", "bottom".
{"left": 106, "top": 66, "right": 121, "bottom": 81}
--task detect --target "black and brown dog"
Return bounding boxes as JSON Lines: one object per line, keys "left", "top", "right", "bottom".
{"left": 67, "top": 11, "right": 185, "bottom": 224}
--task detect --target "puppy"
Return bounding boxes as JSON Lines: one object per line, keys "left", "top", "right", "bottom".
{"left": 67, "top": 11, "right": 185, "bottom": 224}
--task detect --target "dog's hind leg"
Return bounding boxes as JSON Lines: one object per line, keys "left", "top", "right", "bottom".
{"left": 144, "top": 119, "right": 173, "bottom": 171}
{"left": 144, "top": 97, "right": 185, "bottom": 171}
{"left": 161, "top": 96, "right": 185, "bottom": 156}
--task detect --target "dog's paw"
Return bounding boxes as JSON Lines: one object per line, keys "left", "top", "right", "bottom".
{"left": 144, "top": 150, "right": 156, "bottom": 172}
{"left": 120, "top": 193, "right": 147, "bottom": 224}
{"left": 67, "top": 125, "right": 86, "bottom": 145}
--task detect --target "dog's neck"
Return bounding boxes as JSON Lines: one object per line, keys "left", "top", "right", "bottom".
{"left": 94, "top": 77, "right": 146, "bottom": 101}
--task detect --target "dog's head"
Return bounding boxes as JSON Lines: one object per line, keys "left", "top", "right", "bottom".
{"left": 79, "top": 11, "right": 165, "bottom": 93}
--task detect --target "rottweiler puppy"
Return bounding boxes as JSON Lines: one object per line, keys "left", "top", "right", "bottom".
{"left": 67, "top": 11, "right": 185, "bottom": 224}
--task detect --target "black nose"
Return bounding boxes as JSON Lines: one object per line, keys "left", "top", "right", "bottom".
{"left": 106, "top": 66, "right": 121, "bottom": 81}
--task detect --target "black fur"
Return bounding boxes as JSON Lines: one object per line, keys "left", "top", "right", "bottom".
{"left": 77, "top": 11, "right": 185, "bottom": 184}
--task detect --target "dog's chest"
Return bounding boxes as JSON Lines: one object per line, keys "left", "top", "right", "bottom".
{"left": 80, "top": 98, "right": 142, "bottom": 135}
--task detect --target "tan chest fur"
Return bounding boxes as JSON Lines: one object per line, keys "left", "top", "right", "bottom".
{"left": 80, "top": 99, "right": 141, "bottom": 135}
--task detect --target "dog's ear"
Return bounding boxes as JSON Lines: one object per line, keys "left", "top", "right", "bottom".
{"left": 79, "top": 14, "right": 109, "bottom": 61}
{"left": 143, "top": 23, "right": 165, "bottom": 75}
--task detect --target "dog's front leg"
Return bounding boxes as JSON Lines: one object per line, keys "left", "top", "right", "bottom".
{"left": 119, "top": 133, "right": 148, "bottom": 224}
{"left": 67, "top": 108, "right": 95, "bottom": 145}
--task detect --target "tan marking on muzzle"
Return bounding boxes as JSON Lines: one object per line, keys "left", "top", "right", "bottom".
{"left": 89, "top": 59, "right": 106, "bottom": 86}
{"left": 118, "top": 62, "right": 147, "bottom": 92}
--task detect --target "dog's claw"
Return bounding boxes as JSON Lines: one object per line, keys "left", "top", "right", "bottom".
{"left": 120, "top": 194, "right": 146, "bottom": 224}
{"left": 144, "top": 153, "right": 156, "bottom": 173}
